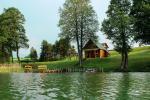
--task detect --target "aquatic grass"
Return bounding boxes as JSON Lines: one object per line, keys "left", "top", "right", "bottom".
{"left": 0, "top": 66, "right": 24, "bottom": 73}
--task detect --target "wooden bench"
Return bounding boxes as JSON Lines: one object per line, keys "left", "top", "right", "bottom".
{"left": 38, "top": 65, "right": 47, "bottom": 73}
{"left": 24, "top": 65, "right": 33, "bottom": 72}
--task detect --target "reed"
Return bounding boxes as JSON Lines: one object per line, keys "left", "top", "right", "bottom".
{"left": 0, "top": 64, "right": 23, "bottom": 73}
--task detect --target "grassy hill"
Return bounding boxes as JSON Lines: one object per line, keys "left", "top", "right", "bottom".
{"left": 82, "top": 46, "right": 150, "bottom": 72}
{"left": 22, "top": 46, "right": 150, "bottom": 72}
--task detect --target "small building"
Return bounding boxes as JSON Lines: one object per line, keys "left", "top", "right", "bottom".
{"left": 83, "top": 39, "right": 109, "bottom": 58}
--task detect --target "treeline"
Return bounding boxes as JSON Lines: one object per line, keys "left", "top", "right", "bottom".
{"left": 0, "top": 7, "right": 29, "bottom": 63}
{"left": 29, "top": 37, "right": 76, "bottom": 62}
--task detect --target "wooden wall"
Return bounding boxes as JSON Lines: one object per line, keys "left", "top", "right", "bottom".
{"left": 84, "top": 49, "right": 108, "bottom": 58}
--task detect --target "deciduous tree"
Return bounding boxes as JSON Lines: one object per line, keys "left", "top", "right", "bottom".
{"left": 101, "top": 0, "right": 133, "bottom": 70}
{"left": 0, "top": 7, "right": 29, "bottom": 63}
{"left": 59, "top": 0, "right": 99, "bottom": 67}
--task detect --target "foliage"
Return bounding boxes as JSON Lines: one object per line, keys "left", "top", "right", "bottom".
{"left": 39, "top": 40, "right": 53, "bottom": 62}
{"left": 101, "top": 0, "right": 133, "bottom": 70}
{"left": 52, "top": 37, "right": 71, "bottom": 58}
{"left": 0, "top": 7, "right": 29, "bottom": 63}
{"left": 130, "top": 0, "right": 150, "bottom": 44}
{"left": 59, "top": 38, "right": 71, "bottom": 57}
{"left": 30, "top": 47, "right": 38, "bottom": 61}
{"left": 39, "top": 38, "right": 75, "bottom": 61}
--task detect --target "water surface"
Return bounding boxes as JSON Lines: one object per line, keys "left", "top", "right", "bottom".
{"left": 0, "top": 72, "right": 149, "bottom": 100}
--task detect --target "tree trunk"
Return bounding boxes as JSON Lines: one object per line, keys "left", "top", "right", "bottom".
{"left": 10, "top": 49, "right": 14, "bottom": 63}
{"left": 76, "top": 35, "right": 81, "bottom": 67}
{"left": 120, "top": 52, "right": 125, "bottom": 69}
{"left": 120, "top": 17, "right": 128, "bottom": 71}
{"left": 16, "top": 48, "right": 20, "bottom": 63}
{"left": 124, "top": 51, "right": 128, "bottom": 70}
{"left": 16, "top": 43, "right": 20, "bottom": 63}
{"left": 1, "top": 44, "right": 5, "bottom": 63}
{"left": 121, "top": 51, "right": 128, "bottom": 71}
{"left": 121, "top": 53, "right": 125, "bottom": 71}
{"left": 80, "top": 15, "right": 84, "bottom": 67}
{"left": 75, "top": 7, "right": 82, "bottom": 67}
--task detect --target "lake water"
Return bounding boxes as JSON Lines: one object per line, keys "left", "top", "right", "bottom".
{"left": 0, "top": 72, "right": 149, "bottom": 100}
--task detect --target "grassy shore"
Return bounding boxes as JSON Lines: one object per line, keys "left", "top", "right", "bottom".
{"left": 22, "top": 46, "right": 150, "bottom": 72}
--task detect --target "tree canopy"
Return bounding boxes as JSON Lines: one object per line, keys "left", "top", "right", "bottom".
{"left": 130, "top": 0, "right": 150, "bottom": 44}
{"left": 30, "top": 47, "right": 38, "bottom": 61}
{"left": 39, "top": 40, "right": 53, "bottom": 62}
{"left": 0, "top": 7, "right": 29, "bottom": 63}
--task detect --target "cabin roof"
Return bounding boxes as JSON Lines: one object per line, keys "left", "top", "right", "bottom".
{"left": 101, "top": 43, "right": 109, "bottom": 48}
{"left": 83, "top": 39, "right": 109, "bottom": 52}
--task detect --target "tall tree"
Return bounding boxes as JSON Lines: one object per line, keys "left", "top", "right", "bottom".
{"left": 52, "top": 40, "right": 60, "bottom": 58}
{"left": 0, "top": 11, "right": 11, "bottom": 63}
{"left": 0, "top": 7, "right": 29, "bottom": 63}
{"left": 59, "top": 0, "right": 99, "bottom": 67}
{"left": 58, "top": 38, "right": 71, "bottom": 57}
{"left": 16, "top": 30, "right": 29, "bottom": 63}
{"left": 30, "top": 47, "right": 38, "bottom": 61}
{"left": 101, "top": 0, "right": 133, "bottom": 70}
{"left": 39, "top": 40, "right": 53, "bottom": 61}
{"left": 130, "top": 0, "right": 150, "bottom": 44}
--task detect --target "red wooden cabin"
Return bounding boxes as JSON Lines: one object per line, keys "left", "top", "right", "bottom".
{"left": 83, "top": 39, "right": 109, "bottom": 58}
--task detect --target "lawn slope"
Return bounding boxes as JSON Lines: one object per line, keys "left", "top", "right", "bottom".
{"left": 82, "top": 46, "right": 150, "bottom": 72}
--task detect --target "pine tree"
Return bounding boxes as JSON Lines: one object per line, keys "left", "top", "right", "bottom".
{"left": 39, "top": 40, "right": 53, "bottom": 61}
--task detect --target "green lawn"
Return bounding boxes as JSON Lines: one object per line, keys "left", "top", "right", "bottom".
{"left": 22, "top": 46, "right": 150, "bottom": 72}
{"left": 82, "top": 46, "right": 150, "bottom": 72}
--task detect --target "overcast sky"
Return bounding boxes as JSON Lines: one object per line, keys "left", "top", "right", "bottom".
{"left": 0, "top": 0, "right": 113, "bottom": 57}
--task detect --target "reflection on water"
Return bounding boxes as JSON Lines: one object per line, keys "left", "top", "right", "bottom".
{"left": 0, "top": 73, "right": 150, "bottom": 100}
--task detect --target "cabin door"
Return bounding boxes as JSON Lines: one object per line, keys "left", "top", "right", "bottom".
{"left": 87, "top": 51, "right": 95, "bottom": 58}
